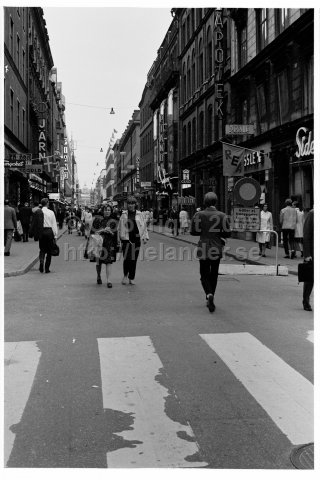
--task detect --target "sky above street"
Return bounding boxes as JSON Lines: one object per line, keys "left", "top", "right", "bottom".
{"left": 43, "top": 6, "right": 173, "bottom": 190}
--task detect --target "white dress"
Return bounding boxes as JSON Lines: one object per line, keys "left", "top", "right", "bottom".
{"left": 294, "top": 209, "right": 304, "bottom": 238}
{"left": 256, "top": 210, "right": 273, "bottom": 243}
{"left": 179, "top": 210, "right": 189, "bottom": 228}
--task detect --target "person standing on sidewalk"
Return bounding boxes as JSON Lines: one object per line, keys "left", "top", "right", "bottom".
{"left": 256, "top": 204, "right": 273, "bottom": 257}
{"left": 169, "top": 205, "right": 180, "bottom": 236}
{"left": 280, "top": 199, "right": 297, "bottom": 259}
{"left": 4, "top": 199, "right": 17, "bottom": 256}
{"left": 38, "top": 198, "right": 58, "bottom": 273}
{"left": 19, "top": 202, "right": 33, "bottom": 242}
{"left": 190, "top": 192, "right": 231, "bottom": 313}
{"left": 293, "top": 201, "right": 304, "bottom": 258}
{"left": 119, "top": 196, "right": 149, "bottom": 285}
{"left": 302, "top": 208, "right": 313, "bottom": 311}
{"left": 179, "top": 207, "right": 189, "bottom": 235}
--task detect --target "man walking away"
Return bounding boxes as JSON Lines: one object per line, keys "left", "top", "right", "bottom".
{"left": 19, "top": 202, "right": 33, "bottom": 242}
{"left": 4, "top": 199, "right": 17, "bottom": 256}
{"left": 302, "top": 209, "right": 313, "bottom": 311}
{"left": 280, "top": 199, "right": 297, "bottom": 259}
{"left": 38, "top": 198, "right": 58, "bottom": 273}
{"left": 190, "top": 192, "right": 231, "bottom": 313}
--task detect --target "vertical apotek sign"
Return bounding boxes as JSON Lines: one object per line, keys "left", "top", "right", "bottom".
{"left": 214, "top": 9, "right": 224, "bottom": 119}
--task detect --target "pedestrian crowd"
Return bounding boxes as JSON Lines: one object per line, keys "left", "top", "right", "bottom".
{"left": 4, "top": 194, "right": 314, "bottom": 313}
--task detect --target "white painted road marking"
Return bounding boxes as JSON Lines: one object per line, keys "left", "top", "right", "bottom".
{"left": 4, "top": 341, "right": 41, "bottom": 466}
{"left": 98, "top": 336, "right": 207, "bottom": 468}
{"left": 200, "top": 332, "right": 313, "bottom": 446}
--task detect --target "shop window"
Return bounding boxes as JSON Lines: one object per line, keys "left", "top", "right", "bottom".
{"left": 277, "top": 69, "right": 290, "bottom": 124}
{"left": 256, "top": 9, "right": 268, "bottom": 52}
{"left": 303, "top": 55, "right": 314, "bottom": 115}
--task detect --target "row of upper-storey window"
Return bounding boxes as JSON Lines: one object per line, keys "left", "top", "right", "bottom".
{"left": 181, "top": 8, "right": 211, "bottom": 50}
{"left": 234, "top": 8, "right": 309, "bottom": 70}
{"left": 141, "top": 131, "right": 153, "bottom": 158}
{"left": 141, "top": 103, "right": 153, "bottom": 128}
{"left": 181, "top": 27, "right": 214, "bottom": 104}
{"left": 234, "top": 54, "right": 313, "bottom": 133}
{"left": 4, "top": 80, "right": 26, "bottom": 145}
{"left": 181, "top": 106, "right": 215, "bottom": 158}
{"left": 8, "top": 12, "right": 27, "bottom": 84}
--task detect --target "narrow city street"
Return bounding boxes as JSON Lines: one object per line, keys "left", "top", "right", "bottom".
{"left": 4, "top": 231, "right": 313, "bottom": 468}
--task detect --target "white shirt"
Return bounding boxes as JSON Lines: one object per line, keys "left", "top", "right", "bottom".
{"left": 42, "top": 207, "right": 58, "bottom": 238}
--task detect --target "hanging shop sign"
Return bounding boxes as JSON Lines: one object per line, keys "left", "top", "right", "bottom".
{"left": 8, "top": 153, "right": 32, "bottom": 162}
{"left": 140, "top": 182, "right": 152, "bottom": 188}
{"left": 295, "top": 127, "right": 314, "bottom": 159}
{"left": 64, "top": 138, "right": 68, "bottom": 168}
{"left": 225, "top": 124, "right": 255, "bottom": 135}
{"left": 181, "top": 169, "right": 191, "bottom": 185}
{"left": 232, "top": 207, "right": 260, "bottom": 231}
{"left": 222, "top": 142, "right": 271, "bottom": 176}
{"left": 136, "top": 157, "right": 140, "bottom": 186}
{"left": 4, "top": 159, "right": 26, "bottom": 169}
{"left": 214, "top": 9, "right": 224, "bottom": 119}
{"left": 25, "top": 164, "right": 43, "bottom": 174}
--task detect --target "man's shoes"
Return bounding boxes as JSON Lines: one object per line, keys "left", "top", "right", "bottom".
{"left": 290, "top": 252, "right": 296, "bottom": 259}
{"left": 4, "top": 252, "right": 10, "bottom": 256}
{"left": 45, "top": 269, "right": 50, "bottom": 273}
{"left": 303, "top": 302, "right": 312, "bottom": 311}
{"left": 107, "top": 282, "right": 112, "bottom": 288}
{"left": 206, "top": 294, "right": 215, "bottom": 313}
{"left": 122, "top": 276, "right": 128, "bottom": 285}
{"left": 39, "top": 264, "right": 44, "bottom": 273}
{"left": 262, "top": 254, "right": 266, "bottom": 257}
{"left": 284, "top": 255, "right": 290, "bottom": 259}
{"left": 97, "top": 277, "right": 102, "bottom": 284}
{"left": 129, "top": 279, "right": 135, "bottom": 285}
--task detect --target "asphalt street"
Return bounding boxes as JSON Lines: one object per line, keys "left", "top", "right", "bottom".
{"left": 4, "top": 231, "right": 314, "bottom": 469}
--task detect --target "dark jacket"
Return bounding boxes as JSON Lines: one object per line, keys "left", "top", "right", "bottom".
{"left": 303, "top": 209, "right": 313, "bottom": 259}
{"left": 29, "top": 208, "right": 44, "bottom": 241}
{"left": 19, "top": 206, "right": 33, "bottom": 225}
{"left": 4, "top": 205, "right": 17, "bottom": 230}
{"left": 190, "top": 206, "right": 231, "bottom": 259}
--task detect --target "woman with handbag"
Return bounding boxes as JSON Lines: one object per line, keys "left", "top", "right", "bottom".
{"left": 118, "top": 196, "right": 149, "bottom": 285}
{"left": 91, "top": 205, "right": 119, "bottom": 286}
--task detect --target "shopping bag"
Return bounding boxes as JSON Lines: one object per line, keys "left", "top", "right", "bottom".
{"left": 87, "top": 234, "right": 103, "bottom": 260}
{"left": 51, "top": 239, "right": 60, "bottom": 256}
{"left": 298, "top": 262, "right": 313, "bottom": 283}
{"left": 17, "top": 220, "right": 23, "bottom": 235}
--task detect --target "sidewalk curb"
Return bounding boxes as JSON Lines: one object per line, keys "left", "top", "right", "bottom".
{"left": 152, "top": 229, "right": 298, "bottom": 276}
{"left": 4, "top": 229, "right": 67, "bottom": 278}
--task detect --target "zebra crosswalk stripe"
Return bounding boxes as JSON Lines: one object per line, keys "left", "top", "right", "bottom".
{"left": 200, "top": 332, "right": 313, "bottom": 446}
{"left": 4, "top": 341, "right": 41, "bottom": 467}
{"left": 98, "top": 336, "right": 207, "bottom": 468}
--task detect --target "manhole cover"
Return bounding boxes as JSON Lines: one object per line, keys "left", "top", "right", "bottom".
{"left": 290, "top": 443, "right": 314, "bottom": 469}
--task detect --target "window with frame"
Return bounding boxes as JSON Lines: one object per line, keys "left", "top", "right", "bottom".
{"left": 182, "top": 62, "right": 187, "bottom": 103}
{"left": 276, "top": 69, "right": 290, "bottom": 124}
{"left": 22, "top": 49, "right": 26, "bottom": 81}
{"left": 256, "top": 9, "right": 268, "bottom": 52}
{"left": 187, "top": 122, "right": 192, "bottom": 155}
{"left": 182, "top": 22, "right": 186, "bottom": 49}
{"left": 256, "top": 83, "right": 268, "bottom": 130}
{"left": 303, "top": 55, "right": 313, "bottom": 115}
{"left": 275, "top": 8, "right": 291, "bottom": 35}
{"left": 198, "top": 39, "right": 204, "bottom": 86}
{"left": 207, "top": 105, "right": 213, "bottom": 145}
{"left": 17, "top": 99, "right": 20, "bottom": 138}
{"left": 9, "top": 17, "right": 14, "bottom": 54}
{"left": 16, "top": 34, "right": 20, "bottom": 69}
{"left": 238, "top": 25, "right": 247, "bottom": 68}
{"left": 183, "top": 125, "right": 187, "bottom": 157}
{"left": 191, "top": 50, "right": 196, "bottom": 93}
{"left": 192, "top": 118, "right": 196, "bottom": 152}
{"left": 186, "top": 15, "right": 190, "bottom": 42}
{"left": 187, "top": 57, "right": 191, "bottom": 99}
{"left": 10, "top": 89, "right": 14, "bottom": 131}
{"left": 198, "top": 111, "right": 204, "bottom": 149}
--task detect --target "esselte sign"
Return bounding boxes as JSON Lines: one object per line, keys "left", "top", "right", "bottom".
{"left": 25, "top": 164, "right": 43, "bottom": 174}
{"left": 232, "top": 207, "right": 260, "bottom": 231}
{"left": 226, "top": 125, "right": 255, "bottom": 135}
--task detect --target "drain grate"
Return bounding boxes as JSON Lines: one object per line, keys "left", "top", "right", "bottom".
{"left": 290, "top": 443, "right": 314, "bottom": 469}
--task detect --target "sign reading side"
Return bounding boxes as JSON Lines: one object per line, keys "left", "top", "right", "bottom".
{"left": 232, "top": 207, "right": 260, "bottom": 231}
